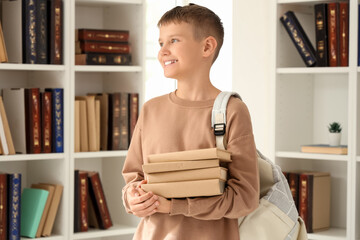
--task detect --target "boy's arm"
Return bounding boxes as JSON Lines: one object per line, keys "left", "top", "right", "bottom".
{"left": 169, "top": 100, "right": 260, "bottom": 220}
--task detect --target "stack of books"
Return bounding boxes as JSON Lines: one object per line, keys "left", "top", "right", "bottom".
{"left": 300, "top": 144, "right": 348, "bottom": 155}
{"left": 75, "top": 28, "right": 131, "bottom": 65}
{"left": 141, "top": 148, "right": 231, "bottom": 198}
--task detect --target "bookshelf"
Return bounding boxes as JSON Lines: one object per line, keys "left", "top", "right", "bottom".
{"left": 0, "top": 0, "right": 144, "bottom": 239}
{"left": 272, "top": 0, "right": 358, "bottom": 239}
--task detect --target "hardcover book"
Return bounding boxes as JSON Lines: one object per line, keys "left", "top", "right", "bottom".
{"left": 7, "top": 173, "right": 21, "bottom": 240}
{"left": 129, "top": 93, "right": 139, "bottom": 143}
{"left": 74, "top": 170, "right": 88, "bottom": 232}
{"left": 301, "top": 144, "right": 347, "bottom": 155}
{"left": 46, "top": 88, "right": 63, "bottom": 153}
{"left": 141, "top": 179, "right": 226, "bottom": 198}
{"left": 78, "top": 29, "right": 129, "bottom": 42}
{"left": 148, "top": 147, "right": 232, "bottom": 163}
{"left": 25, "top": 88, "right": 41, "bottom": 154}
{"left": 80, "top": 41, "right": 130, "bottom": 54}
{"left": 145, "top": 167, "right": 228, "bottom": 184}
{"left": 23, "top": 0, "right": 37, "bottom": 63}
{"left": 75, "top": 53, "right": 131, "bottom": 65}
{"left": 41, "top": 91, "right": 52, "bottom": 153}
{"left": 74, "top": 100, "right": 80, "bottom": 152}
{"left": 20, "top": 188, "right": 49, "bottom": 238}
{"left": 48, "top": 0, "right": 63, "bottom": 64}
{"left": 0, "top": 173, "right": 7, "bottom": 240}
{"left": 0, "top": 20, "right": 8, "bottom": 63}
{"left": 314, "top": 4, "right": 328, "bottom": 67}
{"left": 339, "top": 2, "right": 349, "bottom": 67}
{"left": 327, "top": 3, "right": 340, "bottom": 67}
{"left": 36, "top": 0, "right": 48, "bottom": 64}
{"left": 119, "top": 92, "right": 129, "bottom": 150}
{"left": 280, "top": 11, "right": 317, "bottom": 67}
{"left": 0, "top": 96, "right": 15, "bottom": 155}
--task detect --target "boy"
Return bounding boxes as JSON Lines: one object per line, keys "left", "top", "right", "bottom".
{"left": 122, "top": 4, "right": 259, "bottom": 240}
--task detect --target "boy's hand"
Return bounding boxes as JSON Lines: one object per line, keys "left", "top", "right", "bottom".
{"left": 155, "top": 195, "right": 171, "bottom": 214}
{"left": 127, "top": 180, "right": 159, "bottom": 217}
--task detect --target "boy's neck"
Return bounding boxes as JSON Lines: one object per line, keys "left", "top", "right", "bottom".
{"left": 175, "top": 80, "right": 221, "bottom": 101}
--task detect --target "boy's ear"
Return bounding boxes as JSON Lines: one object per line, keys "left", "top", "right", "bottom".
{"left": 202, "top": 36, "right": 217, "bottom": 59}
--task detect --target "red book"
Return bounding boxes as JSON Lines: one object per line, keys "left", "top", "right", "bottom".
{"left": 41, "top": 91, "right": 52, "bottom": 153}
{"left": 87, "top": 172, "right": 112, "bottom": 229}
{"left": 74, "top": 170, "right": 88, "bottom": 232}
{"left": 339, "top": 3, "right": 349, "bottom": 67}
{"left": 80, "top": 41, "right": 130, "bottom": 54}
{"left": 327, "top": 3, "right": 340, "bottom": 67}
{"left": 299, "top": 173, "right": 313, "bottom": 233}
{"left": 48, "top": 0, "right": 63, "bottom": 64}
{"left": 0, "top": 173, "right": 7, "bottom": 240}
{"left": 25, "top": 88, "right": 41, "bottom": 153}
{"left": 78, "top": 29, "right": 129, "bottom": 42}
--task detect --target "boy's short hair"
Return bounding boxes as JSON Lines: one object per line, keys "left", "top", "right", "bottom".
{"left": 158, "top": 4, "right": 224, "bottom": 63}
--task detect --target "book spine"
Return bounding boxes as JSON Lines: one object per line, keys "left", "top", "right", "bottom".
{"left": 74, "top": 170, "right": 80, "bottom": 233}
{"left": 48, "top": 0, "right": 63, "bottom": 64}
{"left": 88, "top": 173, "right": 112, "bottom": 229}
{"left": 280, "top": 11, "right": 317, "bottom": 67}
{"left": 79, "top": 172, "right": 88, "bottom": 232}
{"left": 80, "top": 41, "right": 131, "bottom": 54}
{"left": 129, "top": 93, "right": 139, "bottom": 143}
{"left": 23, "top": 0, "right": 37, "bottom": 64}
{"left": 339, "top": 3, "right": 349, "bottom": 67}
{"left": 299, "top": 174, "right": 313, "bottom": 233}
{"left": 42, "top": 92, "right": 52, "bottom": 153}
{"left": 36, "top": 0, "right": 47, "bottom": 64}
{"left": 0, "top": 174, "right": 7, "bottom": 240}
{"left": 0, "top": 20, "right": 8, "bottom": 63}
{"left": 50, "top": 88, "right": 63, "bottom": 153}
{"left": 99, "top": 94, "right": 108, "bottom": 151}
{"left": 78, "top": 29, "right": 129, "bottom": 42}
{"left": 75, "top": 53, "right": 131, "bottom": 65}
{"left": 7, "top": 173, "right": 21, "bottom": 240}
{"left": 110, "top": 93, "right": 121, "bottom": 150}
{"left": 314, "top": 4, "right": 328, "bottom": 67}
{"left": 119, "top": 93, "right": 129, "bottom": 150}
{"left": 327, "top": 3, "right": 340, "bottom": 67}
{"left": 26, "top": 88, "right": 41, "bottom": 154}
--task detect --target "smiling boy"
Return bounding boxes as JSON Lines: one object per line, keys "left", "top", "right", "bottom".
{"left": 122, "top": 4, "right": 259, "bottom": 240}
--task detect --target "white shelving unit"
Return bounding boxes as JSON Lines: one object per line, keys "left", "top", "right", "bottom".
{"left": 0, "top": 0, "right": 144, "bottom": 239}
{"left": 273, "top": 0, "right": 359, "bottom": 240}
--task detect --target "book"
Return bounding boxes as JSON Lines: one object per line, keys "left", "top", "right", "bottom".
{"left": 80, "top": 41, "right": 130, "bottom": 54}
{"left": 75, "top": 53, "right": 131, "bottom": 65}
{"left": 298, "top": 172, "right": 330, "bottom": 233}
{"left": 314, "top": 4, "right": 328, "bottom": 67}
{"left": 119, "top": 92, "right": 129, "bottom": 150}
{"left": 78, "top": 29, "right": 129, "bottom": 42}
{"left": 0, "top": 100, "right": 9, "bottom": 155}
{"left": 74, "top": 100, "right": 80, "bottom": 152}
{"left": 0, "top": 96, "right": 15, "bottom": 155}
{"left": 108, "top": 93, "right": 121, "bottom": 150}
{"left": 0, "top": 173, "right": 7, "bottom": 240}
{"left": 3, "top": 88, "right": 27, "bottom": 154}
{"left": 148, "top": 147, "right": 232, "bottom": 163}
{"left": 25, "top": 88, "right": 41, "bottom": 154}
{"left": 145, "top": 167, "right": 228, "bottom": 183}
{"left": 41, "top": 91, "right": 52, "bottom": 153}
{"left": 48, "top": 0, "right": 63, "bottom": 64}
{"left": 78, "top": 99, "right": 89, "bottom": 152}
{"left": 81, "top": 95, "right": 97, "bottom": 151}
{"left": 339, "top": 2, "right": 349, "bottom": 67}
{"left": 280, "top": 11, "right": 317, "bottom": 67}
{"left": 327, "top": 3, "right": 340, "bottom": 67}
{"left": 301, "top": 144, "right": 347, "bottom": 155}
{"left": 143, "top": 159, "right": 225, "bottom": 174}
{"left": 20, "top": 188, "right": 49, "bottom": 238}
{"left": 23, "top": 0, "right": 38, "bottom": 63}
{"left": 97, "top": 93, "right": 108, "bottom": 151}
{"left": 36, "top": 0, "right": 48, "bottom": 64}
{"left": 7, "top": 173, "right": 21, "bottom": 240}
{"left": 74, "top": 170, "right": 88, "bottom": 232}
{"left": 95, "top": 99, "right": 100, "bottom": 151}
{"left": 0, "top": 20, "right": 8, "bottom": 63}
{"left": 87, "top": 171, "right": 112, "bottom": 229}
{"left": 40, "top": 183, "right": 63, "bottom": 237}
{"left": 129, "top": 93, "right": 139, "bottom": 143}
{"left": 141, "top": 179, "right": 226, "bottom": 198}
{"left": 31, "top": 184, "right": 55, "bottom": 238}
{"left": 47, "top": 88, "right": 63, "bottom": 152}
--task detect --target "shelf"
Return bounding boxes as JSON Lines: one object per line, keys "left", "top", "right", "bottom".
{"left": 20, "top": 234, "right": 64, "bottom": 240}
{"left": 276, "top": 151, "right": 348, "bottom": 161}
{"left": 74, "top": 65, "right": 142, "bottom": 73}
{"left": 276, "top": 67, "right": 349, "bottom": 74}
{"left": 72, "top": 225, "right": 137, "bottom": 239}
{"left": 0, "top": 63, "right": 66, "bottom": 71}
{"left": 307, "top": 227, "right": 346, "bottom": 240}
{"left": 74, "top": 150, "right": 127, "bottom": 159}
{"left": 75, "top": 0, "right": 142, "bottom": 6}
{"left": 0, "top": 153, "right": 65, "bottom": 162}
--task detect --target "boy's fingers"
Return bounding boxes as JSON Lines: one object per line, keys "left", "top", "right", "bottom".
{"left": 132, "top": 195, "right": 159, "bottom": 216}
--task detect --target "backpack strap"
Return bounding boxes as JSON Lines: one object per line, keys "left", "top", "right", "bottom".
{"left": 212, "top": 91, "right": 242, "bottom": 149}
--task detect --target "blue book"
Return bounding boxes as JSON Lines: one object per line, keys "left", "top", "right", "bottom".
{"left": 20, "top": 188, "right": 49, "bottom": 238}
{"left": 7, "top": 173, "right": 21, "bottom": 240}
{"left": 46, "top": 88, "right": 63, "bottom": 153}
{"left": 280, "top": 11, "right": 317, "bottom": 67}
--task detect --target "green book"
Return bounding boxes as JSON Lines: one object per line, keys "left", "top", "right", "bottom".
{"left": 20, "top": 188, "right": 49, "bottom": 238}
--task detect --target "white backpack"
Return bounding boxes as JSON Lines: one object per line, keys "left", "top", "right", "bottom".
{"left": 212, "top": 92, "right": 308, "bottom": 240}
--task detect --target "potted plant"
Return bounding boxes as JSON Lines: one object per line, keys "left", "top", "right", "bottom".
{"left": 328, "top": 122, "right": 342, "bottom": 146}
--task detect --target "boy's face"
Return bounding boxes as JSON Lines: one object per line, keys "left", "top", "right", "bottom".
{"left": 158, "top": 21, "right": 204, "bottom": 80}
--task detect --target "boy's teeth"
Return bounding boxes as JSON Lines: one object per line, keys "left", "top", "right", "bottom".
{"left": 165, "top": 60, "right": 177, "bottom": 66}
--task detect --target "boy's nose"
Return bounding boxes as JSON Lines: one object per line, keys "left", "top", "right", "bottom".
{"left": 159, "top": 45, "right": 170, "bottom": 56}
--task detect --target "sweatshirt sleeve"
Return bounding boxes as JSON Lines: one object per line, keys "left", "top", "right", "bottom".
{"left": 169, "top": 99, "right": 259, "bottom": 220}
{"left": 122, "top": 111, "right": 145, "bottom": 214}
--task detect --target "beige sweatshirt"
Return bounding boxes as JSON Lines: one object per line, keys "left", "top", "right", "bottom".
{"left": 122, "top": 91, "right": 259, "bottom": 240}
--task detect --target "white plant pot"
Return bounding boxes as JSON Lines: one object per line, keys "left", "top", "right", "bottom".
{"left": 329, "top": 132, "right": 341, "bottom": 146}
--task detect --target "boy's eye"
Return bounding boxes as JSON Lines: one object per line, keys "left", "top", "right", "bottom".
{"left": 171, "top": 39, "right": 179, "bottom": 43}
{"left": 159, "top": 42, "right": 163, "bottom": 47}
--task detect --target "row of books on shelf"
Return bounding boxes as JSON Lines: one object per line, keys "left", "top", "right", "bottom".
{"left": 283, "top": 171, "right": 331, "bottom": 234}
{"left": 74, "top": 92, "right": 138, "bottom": 152}
{"left": 74, "top": 170, "right": 112, "bottom": 232}
{"left": 0, "top": 173, "right": 63, "bottom": 239}
{"left": 75, "top": 29, "right": 132, "bottom": 66}
{"left": 0, "top": 88, "right": 63, "bottom": 155}
{"left": 141, "top": 148, "right": 232, "bottom": 198}
{"left": 280, "top": 3, "right": 349, "bottom": 67}
{"left": 0, "top": 0, "right": 63, "bottom": 64}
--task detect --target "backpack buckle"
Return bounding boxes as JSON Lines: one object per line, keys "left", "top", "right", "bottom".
{"left": 214, "top": 123, "right": 226, "bottom": 136}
